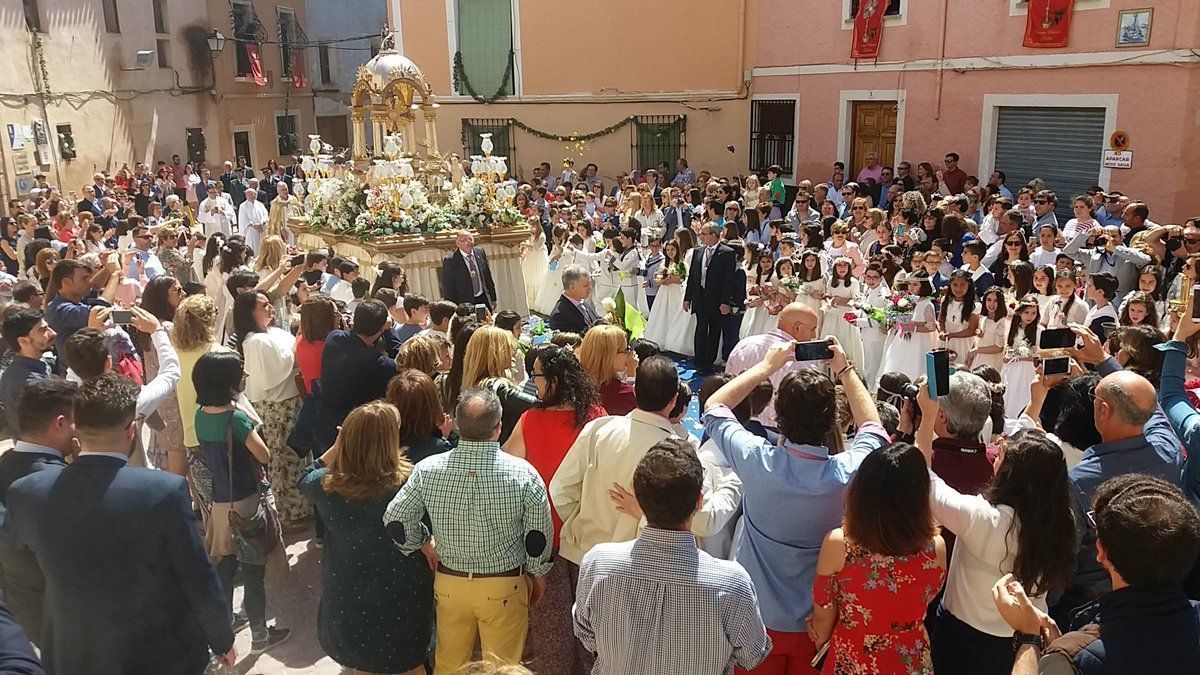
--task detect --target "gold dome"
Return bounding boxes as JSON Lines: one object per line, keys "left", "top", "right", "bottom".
{"left": 361, "top": 49, "right": 425, "bottom": 95}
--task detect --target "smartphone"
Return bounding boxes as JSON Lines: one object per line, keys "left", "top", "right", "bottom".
{"left": 1191, "top": 286, "right": 1200, "bottom": 320}
{"left": 1043, "top": 355, "right": 1071, "bottom": 376}
{"left": 110, "top": 309, "right": 133, "bottom": 325}
{"left": 291, "top": 253, "right": 306, "bottom": 267}
{"left": 1039, "top": 327, "right": 1076, "bottom": 350}
{"left": 811, "top": 640, "right": 831, "bottom": 670}
{"left": 927, "top": 348, "right": 952, "bottom": 399}
{"left": 795, "top": 339, "right": 833, "bottom": 362}
{"left": 474, "top": 303, "right": 488, "bottom": 321}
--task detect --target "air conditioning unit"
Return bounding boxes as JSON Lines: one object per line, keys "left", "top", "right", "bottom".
{"left": 122, "top": 50, "right": 154, "bottom": 71}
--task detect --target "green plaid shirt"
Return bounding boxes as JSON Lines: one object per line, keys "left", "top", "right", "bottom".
{"left": 383, "top": 440, "right": 553, "bottom": 577}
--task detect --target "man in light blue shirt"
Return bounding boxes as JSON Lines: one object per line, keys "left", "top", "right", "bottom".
{"left": 702, "top": 337, "right": 888, "bottom": 670}
{"left": 574, "top": 437, "right": 771, "bottom": 675}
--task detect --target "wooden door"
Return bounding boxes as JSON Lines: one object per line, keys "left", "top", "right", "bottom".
{"left": 850, "top": 101, "right": 898, "bottom": 176}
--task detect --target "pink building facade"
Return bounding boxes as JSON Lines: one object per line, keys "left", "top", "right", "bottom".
{"left": 751, "top": 0, "right": 1200, "bottom": 222}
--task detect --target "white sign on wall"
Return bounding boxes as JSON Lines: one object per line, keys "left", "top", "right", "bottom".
{"left": 1102, "top": 150, "right": 1132, "bottom": 169}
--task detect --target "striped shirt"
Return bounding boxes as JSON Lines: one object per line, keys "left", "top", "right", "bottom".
{"left": 575, "top": 528, "right": 771, "bottom": 674}
{"left": 382, "top": 440, "right": 553, "bottom": 577}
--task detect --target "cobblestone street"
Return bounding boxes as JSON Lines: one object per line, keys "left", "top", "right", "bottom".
{"left": 229, "top": 531, "right": 342, "bottom": 674}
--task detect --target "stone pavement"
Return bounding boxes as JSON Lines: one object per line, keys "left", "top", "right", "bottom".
{"left": 229, "top": 529, "right": 345, "bottom": 674}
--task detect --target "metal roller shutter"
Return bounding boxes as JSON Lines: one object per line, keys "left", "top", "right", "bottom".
{"left": 994, "top": 107, "right": 1106, "bottom": 223}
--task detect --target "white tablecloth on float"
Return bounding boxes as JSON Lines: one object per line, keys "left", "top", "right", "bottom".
{"left": 295, "top": 231, "right": 530, "bottom": 315}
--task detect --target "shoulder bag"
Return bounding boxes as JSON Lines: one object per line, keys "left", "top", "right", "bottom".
{"left": 225, "top": 412, "right": 281, "bottom": 564}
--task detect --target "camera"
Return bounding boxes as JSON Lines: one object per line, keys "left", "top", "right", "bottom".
{"left": 899, "top": 383, "right": 920, "bottom": 400}
{"left": 1166, "top": 236, "right": 1183, "bottom": 253}
{"left": 1095, "top": 236, "right": 1108, "bottom": 248}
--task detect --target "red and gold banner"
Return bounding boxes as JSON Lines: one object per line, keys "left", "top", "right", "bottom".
{"left": 246, "top": 44, "right": 266, "bottom": 86}
{"left": 290, "top": 49, "right": 308, "bottom": 88}
{"left": 851, "top": 0, "right": 886, "bottom": 60}
{"left": 1023, "top": 0, "right": 1075, "bottom": 48}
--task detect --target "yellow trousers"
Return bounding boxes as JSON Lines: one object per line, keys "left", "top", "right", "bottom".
{"left": 432, "top": 571, "right": 530, "bottom": 675}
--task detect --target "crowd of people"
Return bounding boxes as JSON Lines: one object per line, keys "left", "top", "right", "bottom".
{"left": 0, "top": 147, "right": 1193, "bottom": 675}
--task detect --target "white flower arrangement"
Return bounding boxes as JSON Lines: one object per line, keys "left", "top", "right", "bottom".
{"left": 600, "top": 297, "right": 617, "bottom": 313}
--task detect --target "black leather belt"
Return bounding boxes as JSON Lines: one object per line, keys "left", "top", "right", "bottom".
{"left": 437, "top": 563, "right": 521, "bottom": 578}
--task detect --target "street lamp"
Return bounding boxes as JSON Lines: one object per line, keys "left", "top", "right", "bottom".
{"left": 207, "top": 29, "right": 227, "bottom": 54}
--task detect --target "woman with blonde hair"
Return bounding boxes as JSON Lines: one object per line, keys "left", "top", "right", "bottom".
{"left": 251, "top": 235, "right": 305, "bottom": 329}
{"left": 299, "top": 401, "right": 433, "bottom": 675}
{"left": 173, "top": 293, "right": 261, "bottom": 519}
{"left": 395, "top": 334, "right": 444, "bottom": 379}
{"left": 460, "top": 325, "right": 535, "bottom": 443}
{"left": 576, "top": 324, "right": 637, "bottom": 415}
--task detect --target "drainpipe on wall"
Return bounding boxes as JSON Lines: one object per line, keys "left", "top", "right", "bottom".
{"left": 735, "top": 0, "right": 748, "bottom": 98}
{"left": 934, "top": 0, "right": 949, "bottom": 121}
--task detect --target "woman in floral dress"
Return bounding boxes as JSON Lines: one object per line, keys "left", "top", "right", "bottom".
{"left": 808, "top": 443, "right": 946, "bottom": 675}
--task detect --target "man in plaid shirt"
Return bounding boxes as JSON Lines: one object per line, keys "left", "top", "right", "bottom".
{"left": 384, "top": 387, "right": 553, "bottom": 675}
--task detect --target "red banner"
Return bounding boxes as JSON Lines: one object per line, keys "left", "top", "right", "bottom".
{"left": 851, "top": 0, "right": 886, "bottom": 60}
{"left": 290, "top": 49, "right": 308, "bottom": 88}
{"left": 1023, "top": 0, "right": 1074, "bottom": 48}
{"left": 246, "top": 44, "right": 266, "bottom": 86}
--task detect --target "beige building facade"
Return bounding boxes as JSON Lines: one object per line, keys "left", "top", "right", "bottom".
{"left": 0, "top": 0, "right": 217, "bottom": 202}
{"left": 0, "top": 0, "right": 314, "bottom": 209}
{"left": 205, "top": 0, "right": 314, "bottom": 173}
{"left": 388, "top": 0, "right": 756, "bottom": 186}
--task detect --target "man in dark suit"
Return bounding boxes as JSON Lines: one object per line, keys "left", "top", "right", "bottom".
{"left": 75, "top": 185, "right": 103, "bottom": 220}
{"left": 0, "top": 379, "right": 77, "bottom": 644}
{"left": 311, "top": 300, "right": 398, "bottom": 452}
{"left": 3, "top": 374, "right": 235, "bottom": 673}
{"left": 549, "top": 264, "right": 599, "bottom": 334}
{"left": 683, "top": 224, "right": 736, "bottom": 373}
{"left": 441, "top": 230, "right": 498, "bottom": 310}
{"left": 722, "top": 241, "right": 748, "bottom": 363}
{"left": 661, "top": 187, "right": 692, "bottom": 243}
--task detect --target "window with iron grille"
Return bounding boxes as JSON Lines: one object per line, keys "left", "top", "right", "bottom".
{"left": 232, "top": 1, "right": 254, "bottom": 77}
{"left": 277, "top": 114, "right": 299, "bottom": 155}
{"left": 278, "top": 9, "right": 298, "bottom": 77}
{"left": 635, "top": 116, "right": 685, "bottom": 175}
{"left": 749, "top": 100, "right": 796, "bottom": 175}
{"left": 461, "top": 119, "right": 515, "bottom": 167}
{"left": 848, "top": 0, "right": 902, "bottom": 20}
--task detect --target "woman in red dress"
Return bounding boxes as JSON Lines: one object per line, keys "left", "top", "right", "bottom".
{"left": 808, "top": 442, "right": 946, "bottom": 674}
{"left": 505, "top": 344, "right": 605, "bottom": 675}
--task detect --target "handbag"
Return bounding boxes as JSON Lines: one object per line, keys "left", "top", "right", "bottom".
{"left": 286, "top": 379, "right": 322, "bottom": 458}
{"left": 224, "top": 412, "right": 281, "bottom": 565}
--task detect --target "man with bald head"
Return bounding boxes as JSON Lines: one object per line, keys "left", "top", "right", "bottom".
{"left": 1057, "top": 325, "right": 1186, "bottom": 620}
{"left": 724, "top": 302, "right": 819, "bottom": 429}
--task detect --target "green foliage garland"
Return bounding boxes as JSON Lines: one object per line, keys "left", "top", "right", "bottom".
{"left": 453, "top": 51, "right": 516, "bottom": 104}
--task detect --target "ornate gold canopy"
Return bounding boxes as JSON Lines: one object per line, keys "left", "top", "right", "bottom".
{"left": 349, "top": 27, "right": 442, "bottom": 172}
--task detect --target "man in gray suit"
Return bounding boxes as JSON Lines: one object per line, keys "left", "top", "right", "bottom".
{"left": 1063, "top": 224, "right": 1152, "bottom": 304}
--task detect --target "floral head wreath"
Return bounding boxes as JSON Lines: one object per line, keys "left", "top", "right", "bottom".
{"left": 831, "top": 255, "right": 853, "bottom": 268}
